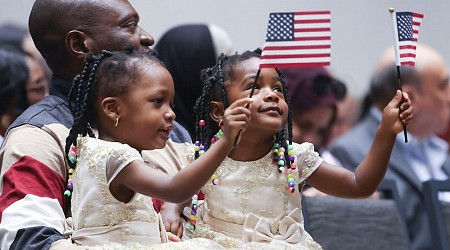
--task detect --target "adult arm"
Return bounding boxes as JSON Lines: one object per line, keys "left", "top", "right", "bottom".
{"left": 0, "top": 125, "right": 69, "bottom": 250}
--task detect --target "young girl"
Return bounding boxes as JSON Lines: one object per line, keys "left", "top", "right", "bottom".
{"left": 184, "top": 49, "right": 413, "bottom": 249}
{"left": 64, "top": 50, "right": 252, "bottom": 248}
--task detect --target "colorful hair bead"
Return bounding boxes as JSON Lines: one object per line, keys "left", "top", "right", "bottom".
{"left": 190, "top": 125, "right": 225, "bottom": 231}
{"left": 65, "top": 144, "right": 78, "bottom": 197}
{"left": 208, "top": 127, "right": 223, "bottom": 185}
{"left": 188, "top": 194, "right": 199, "bottom": 231}
{"left": 273, "top": 142, "right": 296, "bottom": 193}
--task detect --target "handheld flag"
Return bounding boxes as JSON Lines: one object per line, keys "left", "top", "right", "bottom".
{"left": 389, "top": 8, "right": 423, "bottom": 143}
{"left": 260, "top": 11, "right": 331, "bottom": 69}
{"left": 235, "top": 11, "right": 332, "bottom": 146}
{"left": 390, "top": 9, "right": 424, "bottom": 66}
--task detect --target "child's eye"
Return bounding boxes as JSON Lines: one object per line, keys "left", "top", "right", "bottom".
{"left": 273, "top": 86, "right": 283, "bottom": 93}
{"left": 152, "top": 98, "right": 163, "bottom": 104}
{"left": 246, "top": 82, "right": 260, "bottom": 90}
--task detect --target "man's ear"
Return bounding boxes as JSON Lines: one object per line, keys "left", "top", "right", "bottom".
{"left": 101, "top": 97, "right": 120, "bottom": 123}
{"left": 66, "top": 30, "right": 90, "bottom": 60}
{"left": 209, "top": 101, "right": 224, "bottom": 123}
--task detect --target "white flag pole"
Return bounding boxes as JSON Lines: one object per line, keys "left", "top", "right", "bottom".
{"left": 389, "top": 8, "right": 401, "bottom": 66}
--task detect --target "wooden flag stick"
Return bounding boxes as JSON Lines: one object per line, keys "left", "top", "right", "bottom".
{"left": 233, "top": 68, "right": 261, "bottom": 146}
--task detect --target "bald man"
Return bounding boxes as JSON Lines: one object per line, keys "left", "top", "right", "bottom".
{"left": 0, "top": 0, "right": 190, "bottom": 249}
{"left": 330, "top": 44, "right": 450, "bottom": 250}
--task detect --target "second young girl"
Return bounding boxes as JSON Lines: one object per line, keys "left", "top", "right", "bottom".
{"left": 184, "top": 49, "right": 413, "bottom": 249}
{"left": 64, "top": 50, "right": 252, "bottom": 248}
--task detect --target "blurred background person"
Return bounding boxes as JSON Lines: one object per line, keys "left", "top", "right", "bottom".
{"left": 155, "top": 23, "right": 233, "bottom": 140}
{"left": 0, "top": 23, "right": 40, "bottom": 58}
{"left": 330, "top": 44, "right": 450, "bottom": 250}
{"left": 0, "top": 46, "right": 29, "bottom": 143}
{"left": 329, "top": 93, "right": 360, "bottom": 144}
{"left": 281, "top": 67, "right": 347, "bottom": 166}
{"left": 0, "top": 23, "right": 49, "bottom": 115}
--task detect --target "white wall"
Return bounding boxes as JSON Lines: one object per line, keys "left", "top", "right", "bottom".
{"left": 1, "top": 0, "right": 449, "bottom": 99}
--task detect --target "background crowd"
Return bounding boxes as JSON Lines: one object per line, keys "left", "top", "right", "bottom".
{"left": 0, "top": 1, "right": 448, "bottom": 250}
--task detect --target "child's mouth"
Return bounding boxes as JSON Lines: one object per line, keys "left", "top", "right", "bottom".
{"left": 259, "top": 106, "right": 282, "bottom": 115}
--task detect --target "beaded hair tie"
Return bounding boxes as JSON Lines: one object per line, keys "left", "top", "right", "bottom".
{"left": 189, "top": 120, "right": 224, "bottom": 231}
{"left": 194, "top": 119, "right": 223, "bottom": 185}
{"left": 189, "top": 121, "right": 297, "bottom": 232}
{"left": 272, "top": 143, "right": 297, "bottom": 193}
{"left": 64, "top": 144, "right": 77, "bottom": 197}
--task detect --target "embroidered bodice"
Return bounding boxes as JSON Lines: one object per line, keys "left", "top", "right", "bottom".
{"left": 71, "top": 137, "right": 163, "bottom": 246}
{"left": 185, "top": 142, "right": 323, "bottom": 249}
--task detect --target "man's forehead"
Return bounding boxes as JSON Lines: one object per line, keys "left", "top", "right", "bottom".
{"left": 89, "top": 0, "right": 136, "bottom": 14}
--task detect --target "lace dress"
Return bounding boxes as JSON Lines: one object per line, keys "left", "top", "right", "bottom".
{"left": 70, "top": 137, "right": 235, "bottom": 249}
{"left": 184, "top": 142, "right": 323, "bottom": 250}
{"left": 71, "top": 137, "right": 167, "bottom": 246}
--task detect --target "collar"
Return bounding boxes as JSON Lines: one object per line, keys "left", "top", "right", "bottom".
{"left": 403, "top": 133, "right": 448, "bottom": 155}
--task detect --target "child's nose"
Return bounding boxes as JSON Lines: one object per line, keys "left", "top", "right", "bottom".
{"left": 263, "top": 90, "right": 280, "bottom": 103}
{"left": 166, "top": 109, "right": 176, "bottom": 121}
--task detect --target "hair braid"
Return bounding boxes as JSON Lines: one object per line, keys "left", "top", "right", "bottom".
{"left": 276, "top": 68, "right": 293, "bottom": 145}
{"left": 194, "top": 67, "right": 215, "bottom": 157}
{"left": 65, "top": 51, "right": 112, "bottom": 168}
{"left": 216, "top": 55, "right": 229, "bottom": 109}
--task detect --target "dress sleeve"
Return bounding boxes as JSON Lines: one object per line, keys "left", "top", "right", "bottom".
{"left": 106, "top": 143, "right": 143, "bottom": 184}
{"left": 295, "top": 142, "right": 323, "bottom": 183}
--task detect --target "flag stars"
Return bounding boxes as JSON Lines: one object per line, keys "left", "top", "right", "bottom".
{"left": 397, "top": 12, "right": 414, "bottom": 41}
{"left": 266, "top": 12, "right": 294, "bottom": 41}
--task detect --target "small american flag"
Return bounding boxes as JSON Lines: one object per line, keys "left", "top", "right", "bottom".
{"left": 260, "top": 11, "right": 331, "bottom": 69}
{"left": 391, "top": 11, "right": 424, "bottom": 66}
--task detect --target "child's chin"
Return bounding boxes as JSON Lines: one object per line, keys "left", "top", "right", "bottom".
{"left": 155, "top": 141, "right": 168, "bottom": 149}
{"left": 142, "top": 142, "right": 167, "bottom": 151}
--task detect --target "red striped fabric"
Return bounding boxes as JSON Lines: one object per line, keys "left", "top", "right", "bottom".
{"left": 0, "top": 156, "right": 65, "bottom": 223}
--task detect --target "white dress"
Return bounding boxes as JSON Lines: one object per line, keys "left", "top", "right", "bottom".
{"left": 184, "top": 142, "right": 324, "bottom": 250}
{"left": 70, "top": 137, "right": 232, "bottom": 250}
{"left": 71, "top": 137, "right": 167, "bottom": 246}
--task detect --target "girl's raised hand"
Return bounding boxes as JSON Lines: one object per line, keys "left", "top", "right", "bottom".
{"left": 221, "top": 98, "right": 253, "bottom": 146}
{"left": 380, "top": 90, "right": 413, "bottom": 135}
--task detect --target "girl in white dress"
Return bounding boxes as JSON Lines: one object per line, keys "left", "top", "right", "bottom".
{"left": 184, "top": 49, "right": 413, "bottom": 249}
{"left": 63, "top": 50, "right": 252, "bottom": 249}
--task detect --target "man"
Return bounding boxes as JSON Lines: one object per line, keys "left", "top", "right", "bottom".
{"left": 330, "top": 44, "right": 450, "bottom": 250}
{"left": 0, "top": 0, "right": 189, "bottom": 249}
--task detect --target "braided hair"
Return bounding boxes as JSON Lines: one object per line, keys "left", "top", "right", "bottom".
{"left": 193, "top": 48, "right": 293, "bottom": 167}
{"left": 64, "top": 49, "right": 162, "bottom": 201}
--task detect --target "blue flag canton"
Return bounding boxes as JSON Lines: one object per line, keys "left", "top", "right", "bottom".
{"left": 396, "top": 12, "right": 413, "bottom": 41}
{"left": 266, "top": 12, "right": 295, "bottom": 42}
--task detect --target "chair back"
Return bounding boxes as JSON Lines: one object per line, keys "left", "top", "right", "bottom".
{"left": 423, "top": 180, "right": 450, "bottom": 250}
{"left": 302, "top": 179, "right": 410, "bottom": 250}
